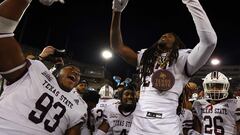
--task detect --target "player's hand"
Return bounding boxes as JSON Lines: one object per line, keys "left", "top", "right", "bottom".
{"left": 39, "top": 0, "right": 65, "bottom": 6}
{"left": 39, "top": 46, "right": 56, "bottom": 60}
{"left": 112, "top": 0, "right": 129, "bottom": 12}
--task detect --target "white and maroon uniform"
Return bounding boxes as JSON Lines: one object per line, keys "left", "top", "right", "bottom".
{"left": 192, "top": 99, "right": 240, "bottom": 135}
{"left": 104, "top": 103, "right": 134, "bottom": 135}
{"left": 129, "top": 0, "right": 217, "bottom": 134}
{"left": 92, "top": 98, "right": 119, "bottom": 134}
{"left": 129, "top": 49, "right": 190, "bottom": 135}
{"left": 0, "top": 60, "right": 87, "bottom": 135}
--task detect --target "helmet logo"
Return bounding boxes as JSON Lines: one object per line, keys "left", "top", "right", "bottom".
{"left": 105, "top": 85, "right": 109, "bottom": 96}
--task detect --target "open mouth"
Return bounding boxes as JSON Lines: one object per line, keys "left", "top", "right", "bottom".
{"left": 67, "top": 74, "right": 77, "bottom": 83}
{"left": 126, "top": 100, "right": 133, "bottom": 104}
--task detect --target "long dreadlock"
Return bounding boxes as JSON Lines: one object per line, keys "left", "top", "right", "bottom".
{"left": 139, "top": 33, "right": 186, "bottom": 86}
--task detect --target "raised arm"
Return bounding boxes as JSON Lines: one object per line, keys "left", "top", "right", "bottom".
{"left": 0, "top": 0, "right": 31, "bottom": 83}
{"left": 110, "top": 0, "right": 137, "bottom": 66}
{"left": 0, "top": 0, "right": 63, "bottom": 83}
{"left": 183, "top": 0, "right": 217, "bottom": 76}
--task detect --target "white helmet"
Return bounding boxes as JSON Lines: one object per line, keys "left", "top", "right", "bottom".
{"left": 203, "top": 71, "right": 230, "bottom": 101}
{"left": 99, "top": 84, "right": 114, "bottom": 99}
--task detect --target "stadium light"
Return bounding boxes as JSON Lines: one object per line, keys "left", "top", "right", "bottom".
{"left": 211, "top": 58, "right": 220, "bottom": 66}
{"left": 102, "top": 49, "right": 112, "bottom": 60}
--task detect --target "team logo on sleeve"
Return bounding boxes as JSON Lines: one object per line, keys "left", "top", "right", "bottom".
{"left": 74, "top": 99, "right": 79, "bottom": 105}
{"left": 151, "top": 69, "right": 175, "bottom": 91}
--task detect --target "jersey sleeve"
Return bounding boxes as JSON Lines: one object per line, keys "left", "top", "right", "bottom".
{"left": 176, "top": 49, "right": 191, "bottom": 77}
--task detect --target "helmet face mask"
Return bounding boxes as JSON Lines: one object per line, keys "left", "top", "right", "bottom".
{"left": 203, "top": 71, "right": 230, "bottom": 101}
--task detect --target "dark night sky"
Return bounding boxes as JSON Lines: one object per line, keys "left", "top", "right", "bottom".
{"left": 14, "top": 0, "right": 240, "bottom": 78}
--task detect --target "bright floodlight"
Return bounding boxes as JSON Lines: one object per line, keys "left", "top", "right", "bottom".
{"left": 102, "top": 50, "right": 112, "bottom": 60}
{"left": 211, "top": 58, "right": 220, "bottom": 66}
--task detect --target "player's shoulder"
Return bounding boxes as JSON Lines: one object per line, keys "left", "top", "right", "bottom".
{"left": 76, "top": 95, "right": 87, "bottom": 108}
{"left": 29, "top": 59, "right": 49, "bottom": 71}
{"left": 225, "top": 98, "right": 240, "bottom": 108}
{"left": 105, "top": 101, "right": 119, "bottom": 113}
{"left": 65, "top": 89, "right": 87, "bottom": 112}
{"left": 226, "top": 98, "right": 239, "bottom": 103}
{"left": 28, "top": 60, "right": 56, "bottom": 83}
{"left": 107, "top": 98, "right": 120, "bottom": 104}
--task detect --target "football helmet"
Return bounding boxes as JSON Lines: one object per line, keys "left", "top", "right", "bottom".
{"left": 203, "top": 71, "right": 230, "bottom": 101}
{"left": 99, "top": 84, "right": 114, "bottom": 99}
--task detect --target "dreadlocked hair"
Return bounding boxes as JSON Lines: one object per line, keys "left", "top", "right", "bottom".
{"left": 139, "top": 33, "right": 185, "bottom": 85}
{"left": 177, "top": 88, "right": 186, "bottom": 116}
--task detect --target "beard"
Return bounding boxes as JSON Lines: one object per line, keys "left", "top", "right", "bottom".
{"left": 157, "top": 41, "right": 174, "bottom": 53}
{"left": 156, "top": 41, "right": 169, "bottom": 52}
{"left": 157, "top": 41, "right": 166, "bottom": 49}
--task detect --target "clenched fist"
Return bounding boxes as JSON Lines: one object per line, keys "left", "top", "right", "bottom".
{"left": 112, "top": 0, "right": 129, "bottom": 12}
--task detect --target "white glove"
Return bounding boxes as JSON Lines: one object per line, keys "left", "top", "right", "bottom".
{"left": 39, "top": 0, "right": 65, "bottom": 6}
{"left": 182, "top": 0, "right": 198, "bottom": 4}
{"left": 112, "top": 0, "right": 129, "bottom": 12}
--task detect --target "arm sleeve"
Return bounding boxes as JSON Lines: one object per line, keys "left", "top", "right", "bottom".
{"left": 183, "top": 0, "right": 217, "bottom": 75}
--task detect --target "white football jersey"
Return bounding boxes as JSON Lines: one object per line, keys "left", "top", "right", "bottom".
{"left": 192, "top": 98, "right": 240, "bottom": 135}
{"left": 104, "top": 103, "right": 134, "bottom": 135}
{"left": 179, "top": 108, "right": 193, "bottom": 135}
{"left": 133, "top": 49, "right": 191, "bottom": 133}
{"left": 0, "top": 60, "right": 87, "bottom": 135}
{"left": 92, "top": 98, "right": 119, "bottom": 134}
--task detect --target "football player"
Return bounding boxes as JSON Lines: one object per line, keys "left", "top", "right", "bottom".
{"left": 110, "top": 0, "right": 217, "bottom": 134}
{"left": 192, "top": 71, "right": 240, "bottom": 135}
{"left": 91, "top": 84, "right": 120, "bottom": 134}
{"left": 0, "top": 0, "right": 87, "bottom": 134}
{"left": 81, "top": 89, "right": 101, "bottom": 135}
{"left": 96, "top": 85, "right": 136, "bottom": 135}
